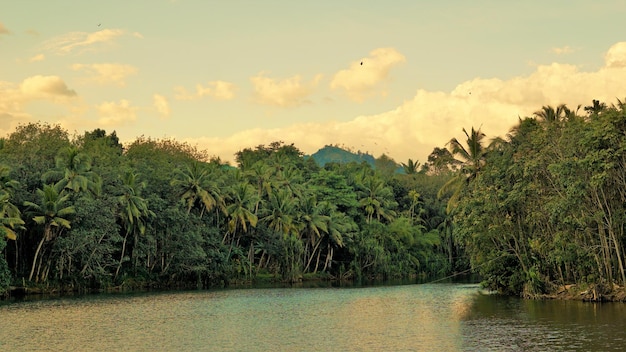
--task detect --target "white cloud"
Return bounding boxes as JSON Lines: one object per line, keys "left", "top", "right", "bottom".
{"left": 42, "top": 29, "right": 132, "bottom": 55}
{"left": 174, "top": 80, "right": 236, "bottom": 101}
{"left": 153, "top": 94, "right": 170, "bottom": 118}
{"left": 330, "top": 47, "right": 406, "bottom": 102}
{"left": 250, "top": 72, "right": 321, "bottom": 107}
{"left": 96, "top": 99, "right": 138, "bottom": 126}
{"left": 0, "top": 76, "right": 78, "bottom": 136}
{"left": 71, "top": 63, "right": 138, "bottom": 86}
{"left": 190, "top": 42, "right": 626, "bottom": 166}
{"left": 605, "top": 42, "right": 626, "bottom": 68}
{"left": 20, "top": 75, "right": 77, "bottom": 99}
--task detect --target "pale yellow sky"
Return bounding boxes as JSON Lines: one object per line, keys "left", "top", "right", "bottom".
{"left": 2, "top": 1, "right": 626, "bottom": 164}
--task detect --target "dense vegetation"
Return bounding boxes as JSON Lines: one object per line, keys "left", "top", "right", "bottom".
{"left": 448, "top": 99, "right": 626, "bottom": 298}
{"left": 2, "top": 99, "right": 625, "bottom": 300}
{"left": 0, "top": 127, "right": 454, "bottom": 296}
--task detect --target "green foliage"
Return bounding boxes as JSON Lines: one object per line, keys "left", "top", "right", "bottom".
{"left": 0, "top": 235, "right": 10, "bottom": 295}
{"left": 451, "top": 101, "right": 626, "bottom": 297}
{"left": 0, "top": 131, "right": 457, "bottom": 293}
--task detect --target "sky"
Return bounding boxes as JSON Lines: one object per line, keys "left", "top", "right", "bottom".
{"left": 2, "top": 1, "right": 626, "bottom": 165}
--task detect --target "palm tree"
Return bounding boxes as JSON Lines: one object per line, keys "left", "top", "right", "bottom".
{"left": 261, "top": 188, "right": 302, "bottom": 281}
{"left": 533, "top": 104, "right": 580, "bottom": 124}
{"left": 23, "top": 184, "right": 75, "bottom": 282}
{"left": 0, "top": 191, "right": 24, "bottom": 241}
{"left": 356, "top": 174, "right": 397, "bottom": 224}
{"left": 438, "top": 127, "right": 487, "bottom": 213}
{"left": 0, "top": 165, "right": 19, "bottom": 194}
{"left": 298, "top": 195, "right": 330, "bottom": 273}
{"left": 225, "top": 182, "right": 259, "bottom": 275}
{"left": 0, "top": 165, "right": 22, "bottom": 240}
{"left": 319, "top": 204, "right": 354, "bottom": 272}
{"left": 448, "top": 127, "right": 487, "bottom": 179}
{"left": 115, "top": 170, "right": 154, "bottom": 279}
{"left": 244, "top": 161, "right": 274, "bottom": 214}
{"left": 407, "top": 190, "right": 425, "bottom": 225}
{"left": 401, "top": 159, "right": 421, "bottom": 175}
{"left": 42, "top": 147, "right": 101, "bottom": 196}
{"left": 171, "top": 161, "right": 223, "bottom": 218}
{"left": 584, "top": 99, "right": 607, "bottom": 115}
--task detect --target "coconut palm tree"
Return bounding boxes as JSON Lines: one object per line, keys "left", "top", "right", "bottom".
{"left": 261, "top": 188, "right": 302, "bottom": 281}
{"left": 171, "top": 161, "right": 224, "bottom": 218}
{"left": 0, "top": 191, "right": 24, "bottom": 241}
{"left": 438, "top": 127, "right": 487, "bottom": 213}
{"left": 401, "top": 158, "right": 421, "bottom": 174}
{"left": 244, "top": 161, "right": 274, "bottom": 214}
{"left": 42, "top": 146, "right": 101, "bottom": 196}
{"left": 225, "top": 181, "right": 259, "bottom": 275}
{"left": 298, "top": 195, "right": 330, "bottom": 273}
{"left": 584, "top": 99, "right": 607, "bottom": 115}
{"left": 0, "top": 165, "right": 22, "bottom": 240}
{"left": 115, "top": 170, "right": 154, "bottom": 279}
{"left": 23, "top": 184, "right": 75, "bottom": 282}
{"left": 356, "top": 174, "right": 397, "bottom": 224}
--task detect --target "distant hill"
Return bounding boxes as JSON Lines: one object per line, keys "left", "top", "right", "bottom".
{"left": 308, "top": 145, "right": 376, "bottom": 167}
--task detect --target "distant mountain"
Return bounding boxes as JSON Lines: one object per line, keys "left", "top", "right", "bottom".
{"left": 308, "top": 145, "right": 376, "bottom": 167}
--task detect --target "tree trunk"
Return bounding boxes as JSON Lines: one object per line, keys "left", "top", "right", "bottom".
{"left": 80, "top": 231, "right": 108, "bottom": 275}
{"left": 29, "top": 234, "right": 47, "bottom": 282}
{"left": 115, "top": 232, "right": 130, "bottom": 280}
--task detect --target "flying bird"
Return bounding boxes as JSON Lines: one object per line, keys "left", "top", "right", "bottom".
{"left": 98, "top": 23, "right": 101, "bottom": 27}
{"left": 360, "top": 61, "right": 363, "bottom": 65}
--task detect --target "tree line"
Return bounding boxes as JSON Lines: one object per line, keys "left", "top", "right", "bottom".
{"left": 0, "top": 126, "right": 454, "bottom": 295}
{"left": 447, "top": 99, "right": 626, "bottom": 298}
{"left": 2, "top": 98, "right": 623, "bottom": 298}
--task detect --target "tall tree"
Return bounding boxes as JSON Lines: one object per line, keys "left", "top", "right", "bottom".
{"left": 42, "top": 146, "right": 101, "bottom": 196}
{"left": 115, "top": 170, "right": 154, "bottom": 279}
{"left": 225, "top": 181, "right": 259, "bottom": 275}
{"left": 298, "top": 195, "right": 330, "bottom": 273}
{"left": 23, "top": 185, "right": 75, "bottom": 282}
{"left": 438, "top": 127, "right": 487, "bottom": 213}
{"left": 171, "top": 161, "right": 223, "bottom": 218}
{"left": 401, "top": 158, "right": 421, "bottom": 175}
{"left": 356, "top": 174, "right": 397, "bottom": 224}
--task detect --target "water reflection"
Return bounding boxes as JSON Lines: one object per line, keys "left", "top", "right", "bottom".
{"left": 461, "top": 294, "right": 626, "bottom": 351}
{"left": 1, "top": 284, "right": 625, "bottom": 351}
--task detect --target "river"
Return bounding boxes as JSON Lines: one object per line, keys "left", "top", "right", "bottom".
{"left": 1, "top": 283, "right": 625, "bottom": 351}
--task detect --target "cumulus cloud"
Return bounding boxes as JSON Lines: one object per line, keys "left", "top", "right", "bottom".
{"left": 190, "top": 42, "right": 626, "bottom": 165}
{"left": 42, "top": 29, "right": 130, "bottom": 55}
{"left": 330, "top": 47, "right": 406, "bottom": 102}
{"left": 20, "top": 75, "right": 77, "bottom": 99}
{"left": 153, "top": 94, "right": 170, "bottom": 118}
{"left": 96, "top": 99, "right": 138, "bottom": 126}
{"left": 174, "top": 80, "right": 236, "bottom": 101}
{"left": 71, "top": 63, "right": 138, "bottom": 86}
{"left": 0, "top": 76, "right": 78, "bottom": 136}
{"left": 605, "top": 42, "right": 626, "bottom": 68}
{"left": 250, "top": 72, "right": 321, "bottom": 107}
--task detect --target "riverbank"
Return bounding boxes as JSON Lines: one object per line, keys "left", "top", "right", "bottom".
{"left": 543, "top": 284, "right": 626, "bottom": 302}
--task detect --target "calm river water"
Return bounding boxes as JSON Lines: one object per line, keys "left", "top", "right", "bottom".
{"left": 1, "top": 283, "right": 625, "bottom": 351}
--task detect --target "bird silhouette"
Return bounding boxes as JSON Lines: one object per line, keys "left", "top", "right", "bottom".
{"left": 360, "top": 61, "right": 363, "bottom": 65}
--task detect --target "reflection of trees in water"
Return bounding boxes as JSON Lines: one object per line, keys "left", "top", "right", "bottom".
{"left": 461, "top": 293, "right": 626, "bottom": 351}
